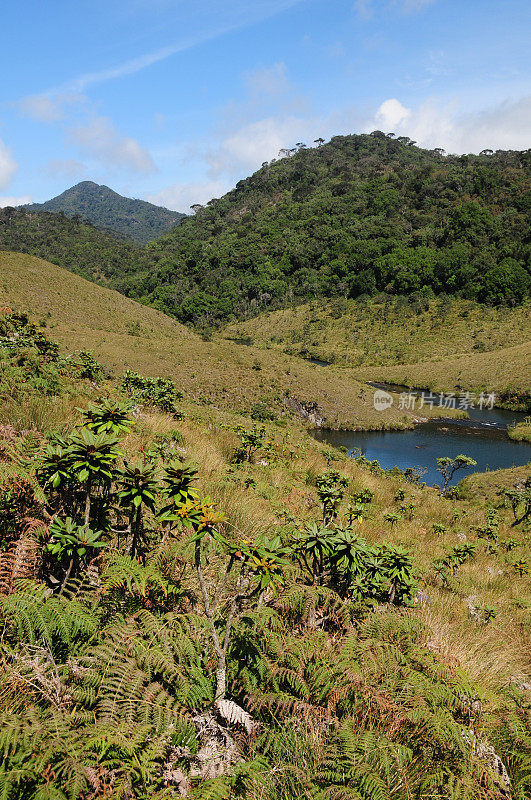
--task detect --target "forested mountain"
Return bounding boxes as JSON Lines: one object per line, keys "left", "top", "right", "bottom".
{"left": 0, "top": 206, "right": 151, "bottom": 283}
{"left": 2, "top": 135, "right": 530, "bottom": 329}
{"left": 24, "top": 181, "right": 185, "bottom": 243}
{"left": 140, "top": 133, "right": 531, "bottom": 324}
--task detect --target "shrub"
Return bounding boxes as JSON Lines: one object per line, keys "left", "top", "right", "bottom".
{"left": 121, "top": 369, "right": 183, "bottom": 414}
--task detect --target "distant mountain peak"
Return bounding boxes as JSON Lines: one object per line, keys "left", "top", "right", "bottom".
{"left": 24, "top": 181, "right": 185, "bottom": 244}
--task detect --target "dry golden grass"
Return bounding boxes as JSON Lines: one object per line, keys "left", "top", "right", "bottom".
{"left": 421, "top": 603, "right": 530, "bottom": 689}
{"left": 222, "top": 297, "right": 531, "bottom": 393}
{"left": 508, "top": 421, "right": 531, "bottom": 442}
{"left": 459, "top": 464, "right": 531, "bottom": 502}
{"left": 0, "top": 392, "right": 90, "bottom": 433}
{"left": 357, "top": 342, "right": 531, "bottom": 394}
{"left": 1, "top": 250, "right": 445, "bottom": 431}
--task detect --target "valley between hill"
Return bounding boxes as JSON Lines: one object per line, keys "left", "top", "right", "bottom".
{"left": 0, "top": 250, "right": 436, "bottom": 431}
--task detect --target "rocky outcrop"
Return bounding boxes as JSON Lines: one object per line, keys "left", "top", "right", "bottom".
{"left": 283, "top": 396, "right": 325, "bottom": 426}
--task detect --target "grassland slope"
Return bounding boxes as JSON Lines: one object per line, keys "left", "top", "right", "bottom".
{"left": 223, "top": 296, "right": 531, "bottom": 395}
{"left": 0, "top": 251, "right": 428, "bottom": 430}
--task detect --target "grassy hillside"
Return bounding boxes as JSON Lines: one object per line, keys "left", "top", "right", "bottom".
{"left": 0, "top": 305, "right": 529, "bottom": 798}
{"left": 223, "top": 296, "right": 531, "bottom": 396}
{"left": 25, "top": 181, "right": 184, "bottom": 244}
{"left": 358, "top": 343, "right": 531, "bottom": 398}
{"left": 137, "top": 134, "right": 530, "bottom": 324}
{"left": 0, "top": 250, "right": 443, "bottom": 431}
{"left": 223, "top": 296, "right": 530, "bottom": 367}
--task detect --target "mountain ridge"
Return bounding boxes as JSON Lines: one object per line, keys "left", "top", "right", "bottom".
{"left": 2, "top": 133, "right": 530, "bottom": 330}
{"left": 24, "top": 180, "right": 185, "bottom": 244}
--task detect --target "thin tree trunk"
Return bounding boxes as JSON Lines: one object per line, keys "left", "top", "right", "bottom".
{"left": 130, "top": 506, "right": 142, "bottom": 558}
{"left": 194, "top": 538, "right": 243, "bottom": 702}
{"left": 215, "top": 653, "right": 227, "bottom": 701}
{"left": 195, "top": 539, "right": 225, "bottom": 698}
{"left": 84, "top": 480, "right": 91, "bottom": 527}
{"left": 307, "top": 571, "right": 321, "bottom": 628}
{"left": 59, "top": 556, "right": 75, "bottom": 595}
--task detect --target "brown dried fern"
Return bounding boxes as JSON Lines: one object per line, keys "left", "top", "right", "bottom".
{"left": 0, "top": 524, "right": 45, "bottom": 595}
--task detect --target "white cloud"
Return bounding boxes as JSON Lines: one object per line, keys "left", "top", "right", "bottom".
{"left": 18, "top": 93, "right": 85, "bottom": 123}
{"left": 0, "top": 195, "right": 32, "bottom": 208}
{"left": 375, "top": 98, "right": 410, "bottom": 128}
{"left": 366, "top": 94, "right": 531, "bottom": 153}
{"left": 69, "top": 116, "right": 155, "bottom": 174}
{"left": 38, "top": 1, "right": 310, "bottom": 96}
{"left": 455, "top": 95, "right": 531, "bottom": 152}
{"left": 206, "top": 115, "right": 315, "bottom": 177}
{"left": 0, "top": 138, "right": 17, "bottom": 191}
{"left": 147, "top": 179, "right": 229, "bottom": 213}
{"left": 43, "top": 158, "right": 87, "bottom": 179}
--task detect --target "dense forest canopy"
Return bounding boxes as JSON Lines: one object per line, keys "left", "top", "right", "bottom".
{"left": 24, "top": 181, "right": 185, "bottom": 244}
{"left": 140, "top": 133, "right": 531, "bottom": 325}
{"left": 0, "top": 207, "right": 151, "bottom": 283}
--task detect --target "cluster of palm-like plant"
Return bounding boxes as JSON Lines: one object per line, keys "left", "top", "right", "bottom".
{"left": 292, "top": 522, "right": 416, "bottom": 609}
{"left": 1, "top": 395, "right": 530, "bottom": 800}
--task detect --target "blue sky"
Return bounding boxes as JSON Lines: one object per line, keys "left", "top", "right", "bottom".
{"left": 1, "top": 0, "right": 530, "bottom": 211}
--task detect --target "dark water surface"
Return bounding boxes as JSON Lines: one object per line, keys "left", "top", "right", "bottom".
{"left": 313, "top": 405, "right": 530, "bottom": 487}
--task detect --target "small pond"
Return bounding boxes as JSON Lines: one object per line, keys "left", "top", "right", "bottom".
{"left": 313, "top": 403, "right": 530, "bottom": 488}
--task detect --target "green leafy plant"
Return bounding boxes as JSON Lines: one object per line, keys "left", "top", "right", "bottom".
{"left": 159, "top": 459, "right": 198, "bottom": 519}
{"left": 316, "top": 471, "right": 348, "bottom": 525}
{"left": 511, "top": 559, "right": 529, "bottom": 576}
{"left": 399, "top": 502, "right": 416, "bottom": 520}
{"left": 233, "top": 425, "right": 265, "bottom": 463}
{"left": 384, "top": 512, "right": 402, "bottom": 528}
{"left": 351, "top": 487, "right": 374, "bottom": 505}
{"left": 121, "top": 369, "right": 183, "bottom": 414}
{"left": 38, "top": 443, "right": 73, "bottom": 490}
{"left": 346, "top": 502, "right": 365, "bottom": 524}
{"left": 118, "top": 459, "right": 159, "bottom": 557}
{"left": 502, "top": 480, "right": 531, "bottom": 525}
{"left": 146, "top": 429, "right": 185, "bottom": 463}
{"left": 73, "top": 349, "right": 105, "bottom": 381}
{"left": 432, "top": 523, "right": 447, "bottom": 536}
{"left": 45, "top": 516, "right": 106, "bottom": 589}
{"left": 79, "top": 397, "right": 135, "bottom": 435}
{"left": 68, "top": 428, "right": 122, "bottom": 526}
